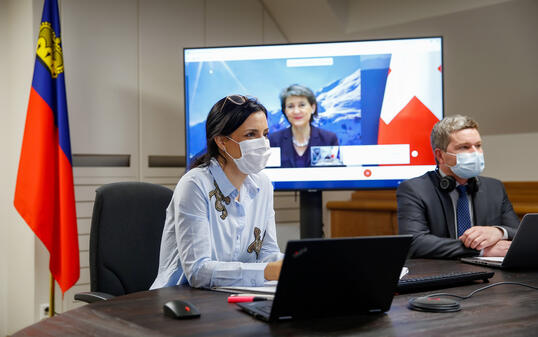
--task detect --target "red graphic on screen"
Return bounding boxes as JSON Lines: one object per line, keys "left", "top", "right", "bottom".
{"left": 378, "top": 96, "right": 439, "bottom": 165}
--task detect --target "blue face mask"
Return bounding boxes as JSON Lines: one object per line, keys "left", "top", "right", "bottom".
{"left": 446, "top": 151, "right": 485, "bottom": 179}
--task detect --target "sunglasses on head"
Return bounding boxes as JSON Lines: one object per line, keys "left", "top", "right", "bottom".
{"left": 219, "top": 95, "right": 256, "bottom": 114}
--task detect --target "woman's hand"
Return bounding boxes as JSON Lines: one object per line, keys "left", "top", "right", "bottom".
{"left": 264, "top": 260, "right": 283, "bottom": 281}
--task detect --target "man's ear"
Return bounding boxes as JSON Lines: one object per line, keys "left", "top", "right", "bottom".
{"left": 434, "top": 148, "right": 444, "bottom": 165}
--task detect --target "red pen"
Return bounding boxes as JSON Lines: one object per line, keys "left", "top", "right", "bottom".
{"left": 227, "top": 296, "right": 269, "bottom": 303}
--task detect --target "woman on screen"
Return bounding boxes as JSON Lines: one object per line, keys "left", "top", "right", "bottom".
{"left": 268, "top": 84, "right": 339, "bottom": 168}
{"left": 151, "top": 95, "right": 283, "bottom": 290}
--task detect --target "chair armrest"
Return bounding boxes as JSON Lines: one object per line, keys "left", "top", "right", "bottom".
{"left": 74, "top": 291, "right": 115, "bottom": 303}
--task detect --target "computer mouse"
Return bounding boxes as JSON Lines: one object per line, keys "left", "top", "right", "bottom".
{"left": 408, "top": 296, "right": 461, "bottom": 313}
{"left": 163, "top": 299, "right": 201, "bottom": 319}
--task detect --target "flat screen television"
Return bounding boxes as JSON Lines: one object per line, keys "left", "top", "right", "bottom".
{"left": 183, "top": 36, "right": 443, "bottom": 193}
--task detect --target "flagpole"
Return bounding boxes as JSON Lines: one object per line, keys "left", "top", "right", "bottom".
{"left": 49, "top": 273, "right": 55, "bottom": 317}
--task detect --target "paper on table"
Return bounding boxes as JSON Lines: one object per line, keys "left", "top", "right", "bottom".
{"left": 400, "top": 267, "right": 409, "bottom": 279}
{"left": 212, "top": 270, "right": 408, "bottom": 294}
{"left": 229, "top": 293, "right": 275, "bottom": 300}
{"left": 475, "top": 257, "right": 504, "bottom": 262}
{"left": 212, "top": 284, "right": 277, "bottom": 295}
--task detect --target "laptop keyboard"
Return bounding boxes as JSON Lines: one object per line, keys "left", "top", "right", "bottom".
{"left": 396, "top": 271, "right": 495, "bottom": 294}
{"left": 253, "top": 300, "right": 273, "bottom": 315}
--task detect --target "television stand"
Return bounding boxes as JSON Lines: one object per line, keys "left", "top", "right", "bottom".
{"left": 299, "top": 190, "right": 323, "bottom": 238}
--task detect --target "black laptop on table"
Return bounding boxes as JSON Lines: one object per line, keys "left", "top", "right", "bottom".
{"left": 461, "top": 213, "right": 538, "bottom": 269}
{"left": 237, "top": 235, "right": 412, "bottom": 322}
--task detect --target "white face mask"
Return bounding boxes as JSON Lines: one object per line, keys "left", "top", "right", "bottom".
{"left": 446, "top": 151, "right": 485, "bottom": 179}
{"left": 224, "top": 136, "right": 271, "bottom": 174}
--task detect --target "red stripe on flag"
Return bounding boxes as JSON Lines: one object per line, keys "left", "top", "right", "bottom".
{"left": 55, "top": 149, "right": 80, "bottom": 290}
{"left": 15, "top": 87, "right": 59, "bottom": 245}
{"left": 14, "top": 87, "right": 79, "bottom": 293}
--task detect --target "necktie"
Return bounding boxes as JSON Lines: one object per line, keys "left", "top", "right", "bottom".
{"left": 456, "top": 185, "right": 472, "bottom": 237}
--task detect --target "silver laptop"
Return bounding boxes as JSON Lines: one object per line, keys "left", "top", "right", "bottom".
{"left": 461, "top": 213, "right": 538, "bottom": 269}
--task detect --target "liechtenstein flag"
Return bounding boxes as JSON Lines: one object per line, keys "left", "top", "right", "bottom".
{"left": 14, "top": 0, "right": 79, "bottom": 294}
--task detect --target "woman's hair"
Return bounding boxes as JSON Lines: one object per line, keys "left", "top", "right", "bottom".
{"left": 190, "top": 95, "right": 268, "bottom": 169}
{"left": 279, "top": 84, "right": 318, "bottom": 122}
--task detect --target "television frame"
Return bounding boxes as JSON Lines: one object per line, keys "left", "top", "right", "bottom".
{"left": 183, "top": 36, "right": 444, "bottom": 237}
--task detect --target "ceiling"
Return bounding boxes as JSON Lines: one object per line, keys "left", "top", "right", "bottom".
{"left": 261, "top": 0, "right": 515, "bottom": 42}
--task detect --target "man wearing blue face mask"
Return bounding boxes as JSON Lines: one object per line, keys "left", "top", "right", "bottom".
{"left": 397, "top": 115, "right": 520, "bottom": 259}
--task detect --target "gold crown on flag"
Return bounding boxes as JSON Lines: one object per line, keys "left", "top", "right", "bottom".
{"left": 36, "top": 22, "right": 64, "bottom": 78}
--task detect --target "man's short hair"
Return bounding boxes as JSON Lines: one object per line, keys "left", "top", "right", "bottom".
{"left": 431, "top": 115, "right": 479, "bottom": 152}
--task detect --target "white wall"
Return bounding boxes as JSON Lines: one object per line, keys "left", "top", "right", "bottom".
{"left": 1, "top": 0, "right": 39, "bottom": 334}
{"left": 482, "top": 132, "right": 538, "bottom": 181}
{"left": 340, "top": 0, "right": 538, "bottom": 137}
{"left": 0, "top": 2, "right": 7, "bottom": 334}
{"left": 64, "top": 0, "right": 140, "bottom": 177}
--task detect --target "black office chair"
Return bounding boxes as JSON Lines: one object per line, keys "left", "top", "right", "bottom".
{"left": 74, "top": 182, "right": 173, "bottom": 303}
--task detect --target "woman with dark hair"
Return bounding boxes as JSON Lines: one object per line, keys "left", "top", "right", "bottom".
{"left": 151, "top": 95, "right": 283, "bottom": 289}
{"left": 268, "top": 84, "right": 339, "bottom": 167}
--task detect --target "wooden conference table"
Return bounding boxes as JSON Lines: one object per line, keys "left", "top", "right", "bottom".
{"left": 14, "top": 259, "right": 538, "bottom": 337}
